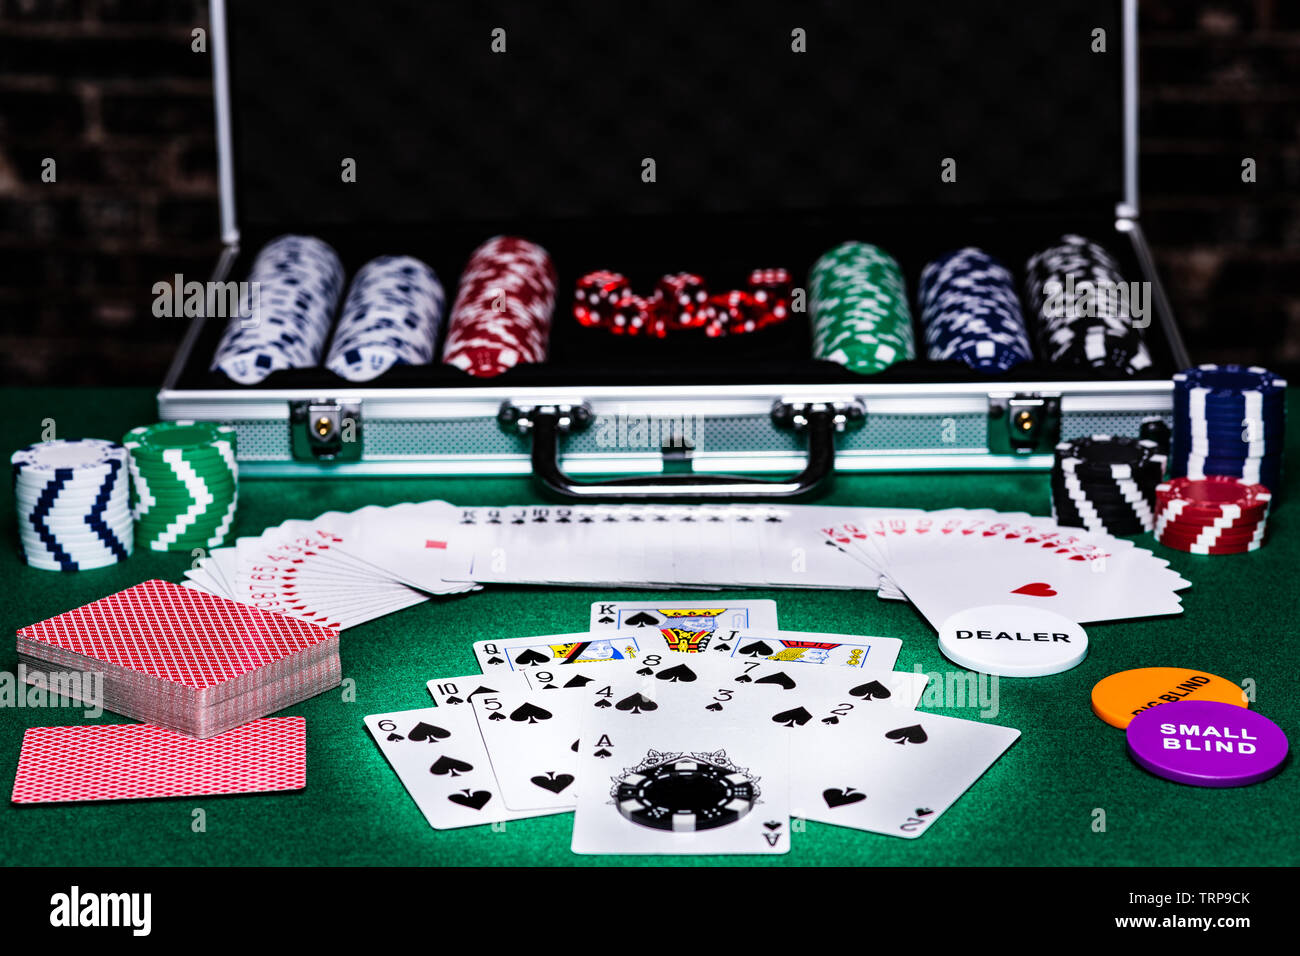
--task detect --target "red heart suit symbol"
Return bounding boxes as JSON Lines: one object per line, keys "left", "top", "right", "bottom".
{"left": 1011, "top": 582, "right": 1057, "bottom": 597}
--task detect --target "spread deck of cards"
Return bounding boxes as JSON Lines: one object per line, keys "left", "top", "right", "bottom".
{"left": 7, "top": 364, "right": 1292, "bottom": 853}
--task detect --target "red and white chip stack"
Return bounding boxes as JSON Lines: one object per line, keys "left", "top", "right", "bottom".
{"left": 441, "top": 236, "right": 558, "bottom": 377}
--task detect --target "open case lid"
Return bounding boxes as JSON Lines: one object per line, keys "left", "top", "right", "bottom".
{"left": 178, "top": 0, "right": 1175, "bottom": 397}
{"left": 214, "top": 0, "right": 1134, "bottom": 242}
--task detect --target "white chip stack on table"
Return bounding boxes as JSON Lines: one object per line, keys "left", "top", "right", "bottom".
{"left": 16, "top": 579, "right": 340, "bottom": 738}
{"left": 12, "top": 438, "right": 133, "bottom": 572}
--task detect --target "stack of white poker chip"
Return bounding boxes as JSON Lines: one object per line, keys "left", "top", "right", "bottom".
{"left": 12, "top": 439, "right": 134, "bottom": 572}
{"left": 325, "top": 255, "right": 445, "bottom": 382}
{"left": 210, "top": 235, "right": 345, "bottom": 384}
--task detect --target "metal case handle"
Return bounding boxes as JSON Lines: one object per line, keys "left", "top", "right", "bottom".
{"left": 499, "top": 401, "right": 862, "bottom": 500}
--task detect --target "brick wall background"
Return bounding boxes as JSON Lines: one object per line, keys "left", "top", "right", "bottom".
{"left": 1, "top": 0, "right": 1296, "bottom": 385}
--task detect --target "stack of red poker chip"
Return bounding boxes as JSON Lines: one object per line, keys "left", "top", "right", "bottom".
{"left": 441, "top": 236, "right": 557, "bottom": 378}
{"left": 1154, "top": 476, "right": 1271, "bottom": 555}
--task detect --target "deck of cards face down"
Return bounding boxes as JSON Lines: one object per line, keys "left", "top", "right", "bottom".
{"left": 365, "top": 600, "right": 1022, "bottom": 854}
{"left": 10, "top": 580, "right": 331, "bottom": 804}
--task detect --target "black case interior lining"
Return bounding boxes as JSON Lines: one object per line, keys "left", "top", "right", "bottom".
{"left": 180, "top": 1, "right": 1149, "bottom": 392}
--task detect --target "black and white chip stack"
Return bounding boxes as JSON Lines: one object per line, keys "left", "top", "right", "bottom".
{"left": 1051, "top": 435, "right": 1167, "bottom": 535}
{"left": 1025, "top": 235, "right": 1152, "bottom": 377}
{"left": 12, "top": 439, "right": 133, "bottom": 572}
{"left": 325, "top": 255, "right": 445, "bottom": 382}
{"left": 211, "top": 234, "right": 345, "bottom": 384}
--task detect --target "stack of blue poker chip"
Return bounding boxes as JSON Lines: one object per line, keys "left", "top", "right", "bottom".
{"left": 12, "top": 439, "right": 134, "bottom": 572}
{"left": 1171, "top": 364, "right": 1287, "bottom": 493}
{"left": 918, "top": 248, "right": 1034, "bottom": 374}
{"left": 210, "top": 235, "right": 345, "bottom": 384}
{"left": 325, "top": 255, "right": 445, "bottom": 382}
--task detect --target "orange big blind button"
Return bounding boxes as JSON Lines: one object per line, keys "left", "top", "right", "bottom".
{"left": 1090, "top": 667, "right": 1248, "bottom": 729}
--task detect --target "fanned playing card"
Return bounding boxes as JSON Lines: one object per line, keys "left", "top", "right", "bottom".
{"left": 364, "top": 706, "right": 564, "bottom": 829}
{"left": 792, "top": 709, "right": 1021, "bottom": 838}
{"left": 572, "top": 679, "right": 791, "bottom": 855}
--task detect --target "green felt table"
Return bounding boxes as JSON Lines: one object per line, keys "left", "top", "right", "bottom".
{"left": 1, "top": 386, "right": 1296, "bottom": 868}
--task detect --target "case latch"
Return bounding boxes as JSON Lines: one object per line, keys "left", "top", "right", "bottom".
{"left": 987, "top": 393, "right": 1060, "bottom": 455}
{"left": 771, "top": 399, "right": 865, "bottom": 433}
{"left": 290, "top": 400, "right": 362, "bottom": 462}
{"left": 498, "top": 402, "right": 593, "bottom": 436}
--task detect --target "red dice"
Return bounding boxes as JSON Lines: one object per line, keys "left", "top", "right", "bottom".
{"left": 575, "top": 267, "right": 792, "bottom": 337}
{"left": 573, "top": 271, "right": 631, "bottom": 328}
{"left": 652, "top": 272, "right": 711, "bottom": 331}
{"left": 705, "top": 291, "right": 752, "bottom": 338}
{"left": 743, "top": 268, "right": 793, "bottom": 331}
{"left": 609, "top": 294, "right": 658, "bottom": 336}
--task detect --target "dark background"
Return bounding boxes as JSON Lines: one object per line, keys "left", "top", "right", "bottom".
{"left": 0, "top": 0, "right": 1297, "bottom": 386}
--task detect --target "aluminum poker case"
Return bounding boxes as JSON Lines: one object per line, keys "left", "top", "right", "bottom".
{"left": 160, "top": 0, "right": 1188, "bottom": 498}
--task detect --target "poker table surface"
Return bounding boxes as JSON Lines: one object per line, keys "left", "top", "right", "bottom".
{"left": 1, "top": 386, "right": 1296, "bottom": 868}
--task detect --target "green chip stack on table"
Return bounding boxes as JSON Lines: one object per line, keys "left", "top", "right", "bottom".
{"left": 809, "top": 241, "right": 916, "bottom": 374}
{"left": 122, "top": 421, "right": 239, "bottom": 551}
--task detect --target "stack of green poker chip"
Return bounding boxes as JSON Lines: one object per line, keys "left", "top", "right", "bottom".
{"left": 809, "top": 241, "right": 916, "bottom": 374}
{"left": 122, "top": 421, "right": 238, "bottom": 551}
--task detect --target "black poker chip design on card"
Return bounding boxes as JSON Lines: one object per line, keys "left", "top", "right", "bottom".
{"left": 612, "top": 750, "right": 759, "bottom": 832}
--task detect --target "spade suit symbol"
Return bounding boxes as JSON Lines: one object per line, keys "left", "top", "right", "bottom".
{"left": 615, "top": 693, "right": 657, "bottom": 714}
{"left": 514, "top": 649, "right": 550, "bottom": 667}
{"left": 850, "top": 680, "right": 891, "bottom": 701}
{"left": 885, "top": 724, "right": 928, "bottom": 745}
{"left": 530, "top": 772, "right": 575, "bottom": 794}
{"left": 772, "top": 706, "right": 813, "bottom": 727}
{"left": 509, "top": 703, "right": 553, "bottom": 724}
{"left": 656, "top": 664, "right": 697, "bottom": 683}
{"left": 823, "top": 787, "right": 867, "bottom": 808}
{"left": 624, "top": 611, "right": 660, "bottom": 627}
{"left": 447, "top": 789, "right": 492, "bottom": 811}
{"left": 755, "top": 671, "right": 796, "bottom": 690}
{"left": 407, "top": 721, "right": 450, "bottom": 743}
{"left": 429, "top": 756, "right": 473, "bottom": 776}
{"left": 739, "top": 641, "right": 773, "bottom": 657}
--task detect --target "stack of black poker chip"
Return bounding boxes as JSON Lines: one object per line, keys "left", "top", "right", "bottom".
{"left": 1050, "top": 435, "right": 1168, "bottom": 535}
{"left": 1024, "top": 235, "right": 1153, "bottom": 377}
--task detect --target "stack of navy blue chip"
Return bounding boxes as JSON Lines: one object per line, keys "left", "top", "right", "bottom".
{"left": 1171, "top": 364, "right": 1287, "bottom": 493}
{"left": 12, "top": 439, "right": 133, "bottom": 572}
{"left": 210, "top": 235, "right": 345, "bottom": 384}
{"left": 918, "top": 248, "right": 1034, "bottom": 374}
{"left": 325, "top": 255, "right": 445, "bottom": 382}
